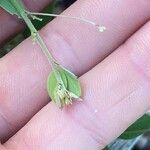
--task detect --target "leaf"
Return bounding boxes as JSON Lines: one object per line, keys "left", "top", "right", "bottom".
{"left": 47, "top": 66, "right": 81, "bottom": 108}
{"left": 62, "top": 67, "right": 81, "bottom": 97}
{"left": 0, "top": 0, "right": 21, "bottom": 17}
{"left": 119, "top": 115, "right": 150, "bottom": 139}
{"left": 47, "top": 68, "right": 68, "bottom": 103}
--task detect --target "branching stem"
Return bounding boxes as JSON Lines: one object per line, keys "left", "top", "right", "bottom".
{"left": 27, "top": 12, "right": 106, "bottom": 32}
{"left": 10, "top": 0, "right": 58, "bottom": 70}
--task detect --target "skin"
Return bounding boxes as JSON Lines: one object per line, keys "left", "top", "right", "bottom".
{"left": 0, "top": 0, "right": 150, "bottom": 149}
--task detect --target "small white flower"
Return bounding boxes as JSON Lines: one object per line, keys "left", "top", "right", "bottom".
{"left": 98, "top": 26, "right": 106, "bottom": 32}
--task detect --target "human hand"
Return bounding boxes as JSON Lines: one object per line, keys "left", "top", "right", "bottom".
{"left": 0, "top": 0, "right": 150, "bottom": 149}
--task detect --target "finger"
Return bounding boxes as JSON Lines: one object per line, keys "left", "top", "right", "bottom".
{"left": 0, "top": 0, "right": 52, "bottom": 45}
{"left": 48, "top": 0, "right": 150, "bottom": 74}
{"left": 0, "top": 0, "right": 150, "bottom": 142}
{"left": 0, "top": 144, "right": 6, "bottom": 150}
{"left": 4, "top": 21, "right": 150, "bottom": 150}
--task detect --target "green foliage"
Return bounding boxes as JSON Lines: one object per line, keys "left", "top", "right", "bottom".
{"left": 103, "top": 146, "right": 109, "bottom": 150}
{"left": 120, "top": 114, "right": 150, "bottom": 139}
{"left": 0, "top": 0, "right": 21, "bottom": 17}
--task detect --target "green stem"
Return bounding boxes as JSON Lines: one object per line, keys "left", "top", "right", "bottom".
{"left": 10, "top": 0, "right": 57, "bottom": 69}
{"left": 28, "top": 12, "right": 98, "bottom": 26}
{"left": 10, "top": 0, "right": 66, "bottom": 86}
{"left": 27, "top": 12, "right": 106, "bottom": 32}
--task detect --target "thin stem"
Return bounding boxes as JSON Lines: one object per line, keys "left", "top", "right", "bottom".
{"left": 30, "top": 15, "right": 43, "bottom": 21}
{"left": 20, "top": 12, "right": 64, "bottom": 84}
{"left": 27, "top": 12, "right": 106, "bottom": 32}
{"left": 10, "top": 0, "right": 57, "bottom": 69}
{"left": 22, "top": 13, "right": 57, "bottom": 68}
{"left": 28, "top": 11, "right": 97, "bottom": 25}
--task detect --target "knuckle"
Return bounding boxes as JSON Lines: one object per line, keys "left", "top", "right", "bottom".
{"left": 67, "top": 102, "right": 109, "bottom": 147}
{"left": 41, "top": 27, "right": 81, "bottom": 74}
